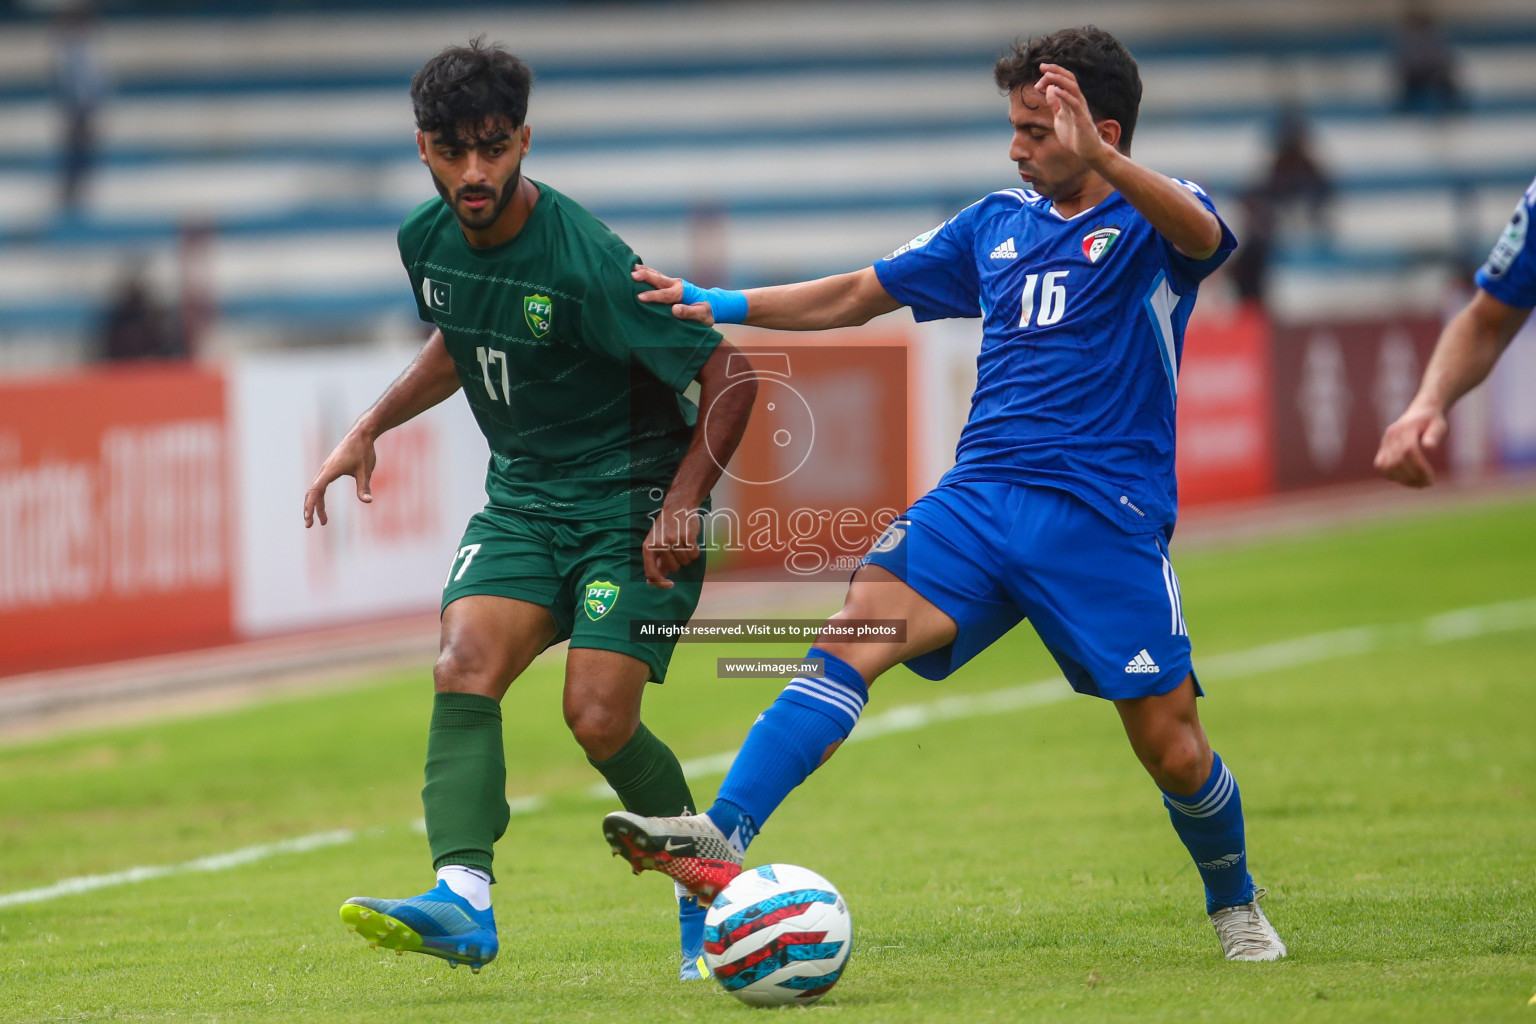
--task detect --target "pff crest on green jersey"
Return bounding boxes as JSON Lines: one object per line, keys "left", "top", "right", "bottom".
{"left": 524, "top": 293, "right": 553, "bottom": 337}
{"left": 584, "top": 579, "right": 620, "bottom": 620}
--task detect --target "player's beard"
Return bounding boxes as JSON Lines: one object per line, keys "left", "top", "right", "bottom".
{"left": 1019, "top": 164, "right": 1061, "bottom": 200}
{"left": 432, "top": 166, "right": 521, "bottom": 232}
{"left": 1022, "top": 159, "right": 1092, "bottom": 205}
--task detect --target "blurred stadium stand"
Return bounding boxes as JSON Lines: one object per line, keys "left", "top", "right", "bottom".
{"left": 1, "top": 0, "right": 1535, "bottom": 365}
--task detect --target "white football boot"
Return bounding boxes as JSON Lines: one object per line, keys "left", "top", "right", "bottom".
{"left": 603, "top": 810, "right": 743, "bottom": 906}
{"left": 1209, "top": 888, "right": 1287, "bottom": 961}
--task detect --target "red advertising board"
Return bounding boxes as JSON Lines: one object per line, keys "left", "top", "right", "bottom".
{"left": 1176, "top": 305, "right": 1275, "bottom": 507}
{"left": 1271, "top": 316, "right": 1445, "bottom": 490}
{"left": 0, "top": 365, "right": 232, "bottom": 673}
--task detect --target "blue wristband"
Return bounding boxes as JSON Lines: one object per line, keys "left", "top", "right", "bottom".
{"left": 680, "top": 280, "right": 749, "bottom": 324}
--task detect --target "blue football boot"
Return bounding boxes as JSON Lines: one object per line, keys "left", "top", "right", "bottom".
{"left": 339, "top": 880, "right": 498, "bottom": 972}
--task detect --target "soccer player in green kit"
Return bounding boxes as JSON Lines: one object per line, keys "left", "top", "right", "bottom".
{"left": 301, "top": 40, "right": 756, "bottom": 980}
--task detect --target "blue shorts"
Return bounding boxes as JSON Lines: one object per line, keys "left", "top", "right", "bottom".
{"left": 861, "top": 480, "right": 1198, "bottom": 700}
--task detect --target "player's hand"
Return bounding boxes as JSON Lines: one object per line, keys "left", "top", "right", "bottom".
{"left": 632, "top": 265, "right": 716, "bottom": 326}
{"left": 1036, "top": 63, "right": 1112, "bottom": 166}
{"left": 1374, "top": 403, "right": 1448, "bottom": 488}
{"left": 303, "top": 429, "right": 377, "bottom": 527}
{"left": 642, "top": 499, "right": 703, "bottom": 588}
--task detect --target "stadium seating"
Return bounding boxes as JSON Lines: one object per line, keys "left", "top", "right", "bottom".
{"left": 0, "top": 0, "right": 1534, "bottom": 363}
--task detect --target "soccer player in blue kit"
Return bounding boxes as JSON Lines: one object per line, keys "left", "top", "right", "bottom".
{"left": 1376, "top": 174, "right": 1536, "bottom": 486}
{"left": 602, "top": 27, "right": 1288, "bottom": 961}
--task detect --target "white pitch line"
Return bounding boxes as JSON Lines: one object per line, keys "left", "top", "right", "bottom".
{"left": 0, "top": 829, "right": 355, "bottom": 910}
{"left": 1422, "top": 595, "right": 1536, "bottom": 643}
{"left": 10, "top": 594, "right": 1536, "bottom": 911}
{"left": 1198, "top": 624, "right": 1387, "bottom": 679}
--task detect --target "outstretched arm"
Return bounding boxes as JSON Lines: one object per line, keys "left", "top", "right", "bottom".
{"left": 1374, "top": 289, "right": 1530, "bottom": 488}
{"left": 1036, "top": 62, "right": 1223, "bottom": 259}
{"left": 631, "top": 265, "right": 902, "bottom": 331}
{"left": 302, "top": 329, "right": 461, "bottom": 526}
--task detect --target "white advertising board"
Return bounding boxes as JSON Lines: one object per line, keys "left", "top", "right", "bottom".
{"left": 230, "top": 347, "right": 490, "bottom": 636}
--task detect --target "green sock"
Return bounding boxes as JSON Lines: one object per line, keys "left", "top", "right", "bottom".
{"left": 589, "top": 721, "right": 696, "bottom": 817}
{"left": 422, "top": 692, "right": 508, "bottom": 882}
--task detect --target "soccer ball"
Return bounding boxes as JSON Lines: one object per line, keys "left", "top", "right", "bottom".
{"left": 703, "top": 863, "right": 852, "bottom": 1007}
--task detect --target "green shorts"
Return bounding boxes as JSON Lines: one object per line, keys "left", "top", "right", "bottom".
{"left": 441, "top": 506, "right": 704, "bottom": 682}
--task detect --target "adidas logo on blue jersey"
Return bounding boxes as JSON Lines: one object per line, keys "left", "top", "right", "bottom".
{"left": 1124, "top": 649, "right": 1159, "bottom": 674}
{"left": 989, "top": 237, "right": 1018, "bottom": 259}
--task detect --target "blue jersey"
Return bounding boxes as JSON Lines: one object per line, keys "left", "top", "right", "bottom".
{"left": 1475, "top": 175, "right": 1536, "bottom": 309}
{"left": 874, "top": 184, "right": 1236, "bottom": 536}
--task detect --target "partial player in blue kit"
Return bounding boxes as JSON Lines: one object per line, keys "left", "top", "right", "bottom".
{"left": 1377, "top": 174, "right": 1536, "bottom": 487}
{"left": 601, "top": 27, "right": 1287, "bottom": 961}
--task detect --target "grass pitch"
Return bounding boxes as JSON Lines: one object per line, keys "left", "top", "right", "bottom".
{"left": 1, "top": 497, "right": 1534, "bottom": 1023}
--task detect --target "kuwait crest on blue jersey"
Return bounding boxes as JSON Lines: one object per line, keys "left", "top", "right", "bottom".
{"left": 1082, "top": 227, "right": 1121, "bottom": 264}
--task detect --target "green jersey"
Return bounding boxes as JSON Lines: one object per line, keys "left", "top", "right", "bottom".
{"left": 398, "top": 182, "right": 722, "bottom": 518}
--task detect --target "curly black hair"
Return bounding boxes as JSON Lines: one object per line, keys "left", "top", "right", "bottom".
{"left": 410, "top": 37, "right": 533, "bottom": 144}
{"left": 993, "top": 26, "right": 1142, "bottom": 154}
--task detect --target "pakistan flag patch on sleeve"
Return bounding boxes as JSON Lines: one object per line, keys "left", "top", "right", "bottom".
{"left": 525, "top": 294, "right": 553, "bottom": 337}
{"left": 584, "top": 579, "right": 620, "bottom": 620}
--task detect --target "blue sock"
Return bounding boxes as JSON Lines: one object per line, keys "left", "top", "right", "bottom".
{"left": 1161, "top": 751, "right": 1257, "bottom": 914}
{"left": 706, "top": 648, "right": 868, "bottom": 853}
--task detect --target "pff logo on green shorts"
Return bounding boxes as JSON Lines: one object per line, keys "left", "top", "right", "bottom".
{"left": 525, "top": 294, "right": 553, "bottom": 337}
{"left": 584, "top": 580, "right": 620, "bottom": 620}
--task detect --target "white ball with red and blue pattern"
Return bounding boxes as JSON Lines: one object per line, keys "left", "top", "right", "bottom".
{"left": 702, "top": 863, "right": 852, "bottom": 1006}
